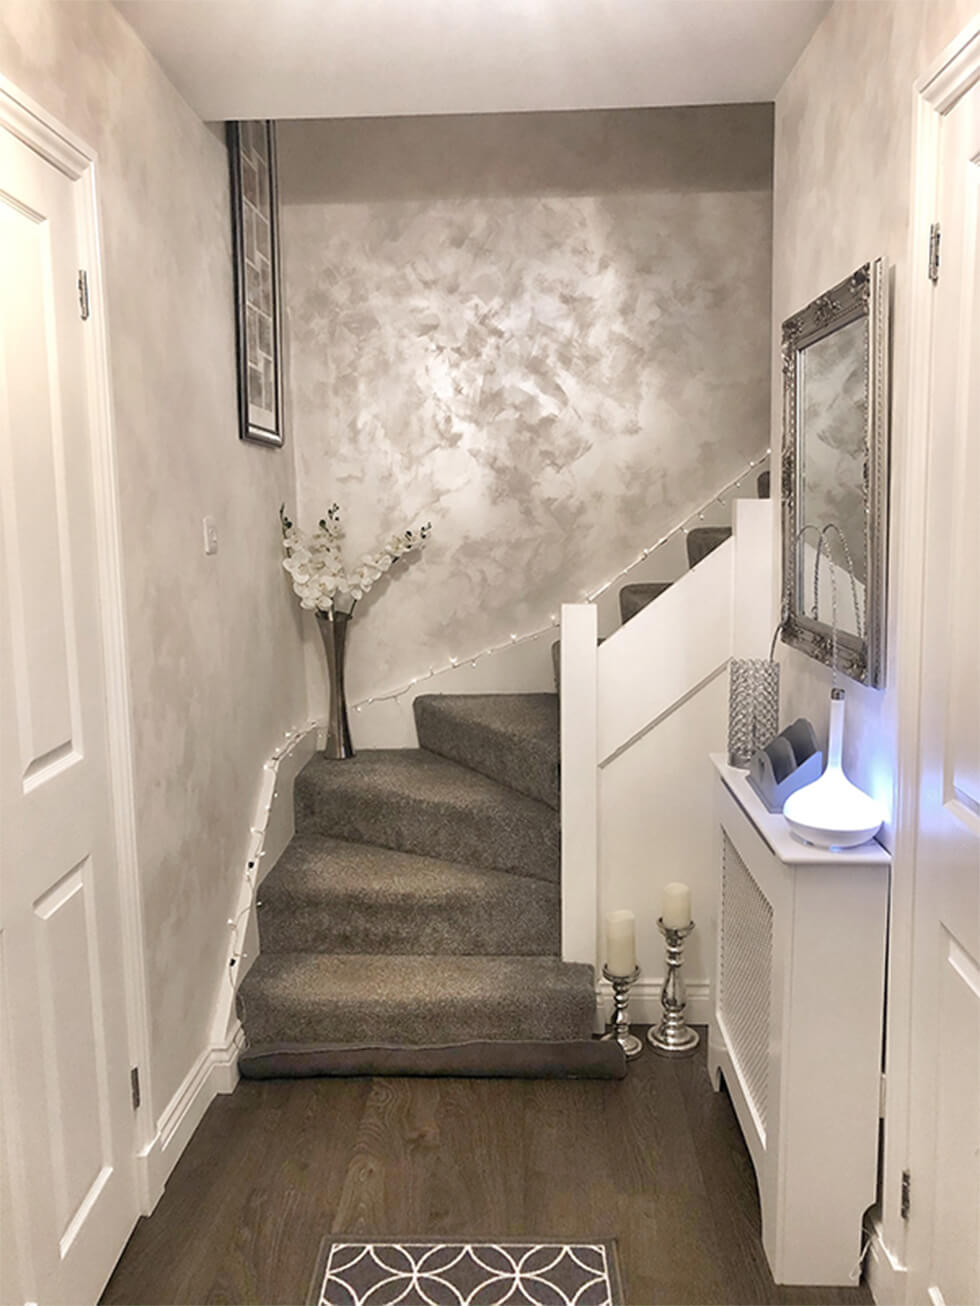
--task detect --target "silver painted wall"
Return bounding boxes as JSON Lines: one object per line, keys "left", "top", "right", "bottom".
{"left": 278, "top": 107, "right": 773, "bottom": 703}
{"left": 0, "top": 0, "right": 308, "bottom": 1109}
{"left": 772, "top": 0, "right": 976, "bottom": 848}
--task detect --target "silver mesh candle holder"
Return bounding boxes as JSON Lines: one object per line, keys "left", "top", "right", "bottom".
{"left": 601, "top": 964, "right": 643, "bottom": 1059}
{"left": 728, "top": 658, "right": 780, "bottom": 768}
{"left": 648, "top": 919, "right": 700, "bottom": 1057}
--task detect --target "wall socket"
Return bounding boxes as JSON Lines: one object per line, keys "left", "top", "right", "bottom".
{"left": 202, "top": 516, "right": 218, "bottom": 556}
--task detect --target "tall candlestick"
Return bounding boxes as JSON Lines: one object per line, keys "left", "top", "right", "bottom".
{"left": 662, "top": 882, "right": 691, "bottom": 930}
{"left": 605, "top": 910, "right": 636, "bottom": 977}
{"left": 648, "top": 917, "right": 699, "bottom": 1057}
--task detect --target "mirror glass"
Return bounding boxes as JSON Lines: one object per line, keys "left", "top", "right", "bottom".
{"left": 798, "top": 316, "right": 867, "bottom": 638}
{"left": 781, "top": 260, "right": 889, "bottom": 686}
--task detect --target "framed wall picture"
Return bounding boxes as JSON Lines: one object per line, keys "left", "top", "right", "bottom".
{"left": 227, "top": 119, "right": 284, "bottom": 447}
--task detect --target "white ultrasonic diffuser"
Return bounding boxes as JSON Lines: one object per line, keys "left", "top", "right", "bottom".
{"left": 782, "top": 688, "right": 884, "bottom": 850}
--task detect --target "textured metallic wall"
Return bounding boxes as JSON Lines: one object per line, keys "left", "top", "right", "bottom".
{"left": 279, "top": 106, "right": 773, "bottom": 700}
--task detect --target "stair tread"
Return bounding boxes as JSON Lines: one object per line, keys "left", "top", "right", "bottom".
{"left": 295, "top": 749, "right": 559, "bottom": 882}
{"left": 413, "top": 693, "right": 558, "bottom": 809}
{"left": 686, "top": 524, "right": 733, "bottom": 568}
{"left": 619, "top": 581, "right": 673, "bottom": 624}
{"left": 239, "top": 952, "right": 596, "bottom": 1045}
{"left": 258, "top": 835, "right": 559, "bottom": 956}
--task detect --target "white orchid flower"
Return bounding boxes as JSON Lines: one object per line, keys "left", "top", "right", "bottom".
{"left": 280, "top": 504, "right": 431, "bottom": 614}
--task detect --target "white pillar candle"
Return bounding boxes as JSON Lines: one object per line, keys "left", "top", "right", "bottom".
{"left": 605, "top": 910, "right": 637, "bottom": 977}
{"left": 662, "top": 882, "right": 692, "bottom": 930}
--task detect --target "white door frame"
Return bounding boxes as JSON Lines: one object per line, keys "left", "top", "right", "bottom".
{"left": 0, "top": 76, "right": 156, "bottom": 1209}
{"left": 875, "top": 14, "right": 980, "bottom": 1293}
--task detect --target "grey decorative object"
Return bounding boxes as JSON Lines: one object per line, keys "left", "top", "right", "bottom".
{"left": 228, "top": 120, "right": 284, "bottom": 447}
{"left": 747, "top": 717, "right": 822, "bottom": 813}
{"left": 648, "top": 919, "right": 699, "bottom": 1056}
{"left": 309, "top": 1239, "right": 623, "bottom": 1306}
{"left": 601, "top": 963, "right": 642, "bottom": 1060}
{"left": 316, "top": 610, "right": 353, "bottom": 759}
{"left": 781, "top": 259, "right": 890, "bottom": 685}
{"left": 727, "top": 657, "right": 780, "bottom": 768}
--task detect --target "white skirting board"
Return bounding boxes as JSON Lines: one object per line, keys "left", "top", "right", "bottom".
{"left": 135, "top": 719, "right": 320, "bottom": 1214}
{"left": 209, "top": 721, "right": 320, "bottom": 1051}
{"left": 596, "top": 977, "right": 710, "bottom": 1031}
{"left": 136, "top": 1023, "right": 245, "bottom": 1211}
{"left": 865, "top": 1218, "right": 907, "bottom": 1306}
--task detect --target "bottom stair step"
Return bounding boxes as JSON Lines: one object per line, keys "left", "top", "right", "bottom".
{"left": 238, "top": 1039, "right": 625, "bottom": 1079}
{"left": 238, "top": 953, "right": 597, "bottom": 1047}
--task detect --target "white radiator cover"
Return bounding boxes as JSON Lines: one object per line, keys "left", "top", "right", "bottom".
{"left": 718, "top": 832, "right": 773, "bottom": 1136}
{"left": 708, "top": 757, "right": 890, "bottom": 1287}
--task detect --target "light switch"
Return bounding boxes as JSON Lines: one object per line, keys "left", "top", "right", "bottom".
{"left": 203, "top": 516, "right": 218, "bottom": 555}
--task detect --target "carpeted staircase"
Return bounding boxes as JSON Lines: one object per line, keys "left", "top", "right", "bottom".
{"left": 552, "top": 467, "right": 770, "bottom": 684}
{"left": 238, "top": 693, "right": 625, "bottom": 1078}
{"left": 237, "top": 466, "right": 770, "bottom": 1079}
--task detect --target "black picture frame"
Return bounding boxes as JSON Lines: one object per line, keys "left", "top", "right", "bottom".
{"left": 227, "top": 120, "right": 284, "bottom": 447}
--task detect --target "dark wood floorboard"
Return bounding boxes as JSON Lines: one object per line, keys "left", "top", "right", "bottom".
{"left": 101, "top": 1033, "right": 873, "bottom": 1306}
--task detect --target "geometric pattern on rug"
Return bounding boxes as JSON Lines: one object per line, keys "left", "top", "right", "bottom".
{"left": 310, "top": 1240, "right": 621, "bottom": 1306}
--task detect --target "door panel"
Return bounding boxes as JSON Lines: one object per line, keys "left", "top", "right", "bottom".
{"left": 0, "top": 121, "right": 138, "bottom": 1304}
{"left": 906, "top": 49, "right": 980, "bottom": 1306}
{"left": 1, "top": 195, "right": 80, "bottom": 781}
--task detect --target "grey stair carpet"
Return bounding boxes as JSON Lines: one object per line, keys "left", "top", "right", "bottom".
{"left": 686, "top": 525, "right": 732, "bottom": 568}
{"left": 618, "top": 581, "right": 673, "bottom": 624}
{"left": 414, "top": 693, "right": 559, "bottom": 809}
{"left": 238, "top": 953, "right": 596, "bottom": 1046}
{"left": 239, "top": 694, "right": 614, "bottom": 1077}
{"left": 258, "top": 834, "right": 559, "bottom": 957}
{"left": 296, "top": 749, "right": 559, "bottom": 882}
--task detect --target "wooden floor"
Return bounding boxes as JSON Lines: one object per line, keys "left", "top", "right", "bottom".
{"left": 102, "top": 1034, "right": 872, "bottom": 1306}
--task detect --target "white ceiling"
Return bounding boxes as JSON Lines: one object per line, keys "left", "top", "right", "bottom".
{"left": 114, "top": 0, "right": 830, "bottom": 122}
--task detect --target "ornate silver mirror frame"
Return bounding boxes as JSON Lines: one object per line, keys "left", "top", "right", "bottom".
{"left": 780, "top": 258, "right": 890, "bottom": 687}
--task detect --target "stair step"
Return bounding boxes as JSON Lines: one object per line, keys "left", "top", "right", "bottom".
{"left": 258, "top": 835, "right": 559, "bottom": 956}
{"left": 238, "top": 953, "right": 597, "bottom": 1046}
{"left": 413, "top": 693, "right": 558, "bottom": 810}
{"left": 295, "top": 750, "right": 559, "bottom": 882}
{"left": 239, "top": 1039, "right": 626, "bottom": 1079}
{"left": 686, "top": 525, "right": 732, "bottom": 568}
{"left": 618, "top": 581, "right": 673, "bottom": 625}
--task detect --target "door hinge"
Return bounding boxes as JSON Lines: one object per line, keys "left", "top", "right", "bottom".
{"left": 879, "top": 1072, "right": 887, "bottom": 1118}
{"left": 130, "top": 1066, "right": 141, "bottom": 1111}
{"left": 77, "top": 268, "right": 90, "bottom": 320}
{"left": 928, "top": 223, "right": 941, "bottom": 284}
{"left": 901, "top": 1168, "right": 911, "bottom": 1220}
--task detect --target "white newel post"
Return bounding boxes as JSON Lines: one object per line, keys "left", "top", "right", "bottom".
{"left": 560, "top": 603, "right": 599, "bottom": 969}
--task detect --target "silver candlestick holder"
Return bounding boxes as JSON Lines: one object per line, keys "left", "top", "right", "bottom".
{"left": 648, "top": 919, "right": 700, "bottom": 1056}
{"left": 601, "top": 964, "right": 643, "bottom": 1059}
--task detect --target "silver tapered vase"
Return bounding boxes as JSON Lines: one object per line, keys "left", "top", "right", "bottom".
{"left": 316, "top": 609, "right": 354, "bottom": 759}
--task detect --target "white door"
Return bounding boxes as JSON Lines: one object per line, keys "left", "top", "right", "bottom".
{"left": 905, "top": 41, "right": 980, "bottom": 1306}
{"left": 0, "top": 123, "right": 139, "bottom": 1303}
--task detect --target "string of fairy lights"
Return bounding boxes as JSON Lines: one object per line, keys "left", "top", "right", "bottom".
{"left": 225, "top": 724, "right": 316, "bottom": 990}
{"left": 349, "top": 450, "right": 770, "bottom": 712}
{"left": 226, "top": 451, "right": 769, "bottom": 988}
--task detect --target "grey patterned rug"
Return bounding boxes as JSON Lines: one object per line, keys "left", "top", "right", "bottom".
{"left": 308, "top": 1239, "right": 623, "bottom": 1306}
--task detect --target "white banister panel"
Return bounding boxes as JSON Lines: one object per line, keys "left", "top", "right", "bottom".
{"left": 559, "top": 603, "right": 598, "bottom": 967}
{"left": 597, "top": 539, "right": 734, "bottom": 764}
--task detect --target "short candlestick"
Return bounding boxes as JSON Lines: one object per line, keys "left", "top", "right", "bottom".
{"left": 648, "top": 918, "right": 700, "bottom": 1056}
{"left": 601, "top": 964, "right": 643, "bottom": 1059}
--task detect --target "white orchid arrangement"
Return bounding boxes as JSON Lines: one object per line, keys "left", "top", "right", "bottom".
{"left": 280, "top": 503, "right": 431, "bottom": 615}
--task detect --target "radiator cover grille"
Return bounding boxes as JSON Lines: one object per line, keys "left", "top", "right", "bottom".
{"left": 719, "top": 832, "right": 773, "bottom": 1132}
